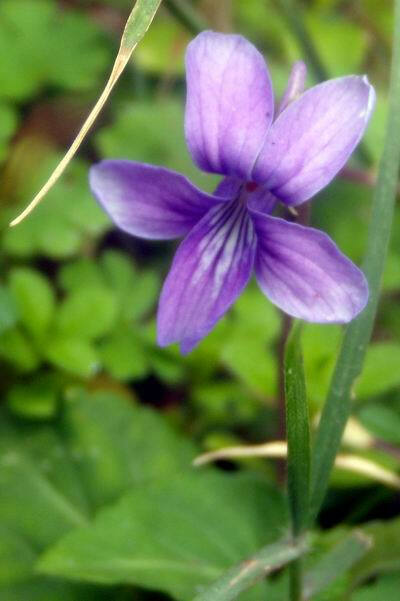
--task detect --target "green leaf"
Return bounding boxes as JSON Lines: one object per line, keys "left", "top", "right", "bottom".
{"left": 45, "top": 337, "right": 99, "bottom": 378}
{"left": 3, "top": 158, "right": 109, "bottom": 259}
{"left": 38, "top": 471, "right": 287, "bottom": 600}
{"left": 7, "top": 375, "right": 59, "bottom": 420}
{"left": 221, "top": 334, "right": 276, "bottom": 398}
{"left": 191, "top": 381, "right": 260, "bottom": 427}
{"left": 0, "top": 327, "right": 40, "bottom": 372}
{"left": 303, "top": 531, "right": 371, "bottom": 599}
{"left": 99, "top": 326, "right": 149, "bottom": 381}
{"left": 221, "top": 285, "right": 279, "bottom": 397}
{"left": 193, "top": 537, "right": 307, "bottom": 601}
{"left": 352, "top": 573, "right": 400, "bottom": 601}
{"left": 95, "top": 99, "right": 218, "bottom": 192}
{"left": 0, "top": 102, "right": 17, "bottom": 161}
{"left": 100, "top": 250, "right": 160, "bottom": 321}
{"left": 309, "top": 0, "right": 400, "bottom": 522}
{"left": 355, "top": 343, "right": 400, "bottom": 399}
{"left": 135, "top": 18, "right": 189, "bottom": 74}
{"left": 284, "top": 322, "right": 310, "bottom": 535}
{"left": 125, "top": 270, "right": 160, "bottom": 321}
{"left": 304, "top": 12, "right": 366, "bottom": 75}
{"left": 0, "top": 579, "right": 112, "bottom": 601}
{"left": 100, "top": 250, "right": 136, "bottom": 304}
{"left": 3, "top": 210, "right": 81, "bottom": 259}
{"left": 364, "top": 93, "right": 389, "bottom": 165}
{"left": 302, "top": 324, "right": 342, "bottom": 410}
{"left": 62, "top": 389, "right": 194, "bottom": 508}
{"left": 0, "top": 389, "right": 200, "bottom": 597}
{"left": 55, "top": 286, "right": 118, "bottom": 340}
{"left": 0, "top": 285, "right": 17, "bottom": 333}
{"left": 58, "top": 259, "right": 104, "bottom": 292}
{"left": 0, "top": 388, "right": 195, "bottom": 545}
{"left": 0, "top": 419, "right": 89, "bottom": 548}
{"left": 358, "top": 404, "right": 400, "bottom": 445}
{"left": 149, "top": 346, "right": 186, "bottom": 385}
{"left": 0, "top": 526, "right": 36, "bottom": 585}
{"left": 0, "top": 0, "right": 110, "bottom": 101}
{"left": 9, "top": 268, "right": 55, "bottom": 340}
{"left": 350, "top": 518, "right": 400, "bottom": 586}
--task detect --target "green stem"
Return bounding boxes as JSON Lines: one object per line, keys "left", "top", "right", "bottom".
{"left": 309, "top": 0, "right": 400, "bottom": 525}
{"left": 164, "top": 0, "right": 206, "bottom": 34}
{"left": 285, "top": 323, "right": 310, "bottom": 535}
{"left": 273, "top": 0, "right": 373, "bottom": 166}
{"left": 284, "top": 322, "right": 310, "bottom": 600}
{"left": 289, "top": 559, "right": 302, "bottom": 601}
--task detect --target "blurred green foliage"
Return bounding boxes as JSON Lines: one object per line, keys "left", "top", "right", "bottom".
{"left": 0, "top": 1, "right": 399, "bottom": 600}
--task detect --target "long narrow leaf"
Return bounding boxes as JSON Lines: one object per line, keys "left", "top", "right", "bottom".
{"left": 10, "top": 0, "right": 162, "bottom": 226}
{"left": 309, "top": 0, "right": 400, "bottom": 523}
{"left": 192, "top": 537, "right": 308, "bottom": 601}
{"left": 303, "top": 531, "right": 372, "bottom": 599}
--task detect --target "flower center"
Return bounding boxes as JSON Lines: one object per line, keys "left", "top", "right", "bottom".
{"left": 245, "top": 182, "right": 259, "bottom": 193}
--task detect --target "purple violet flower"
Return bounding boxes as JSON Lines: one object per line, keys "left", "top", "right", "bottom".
{"left": 90, "top": 31, "right": 375, "bottom": 354}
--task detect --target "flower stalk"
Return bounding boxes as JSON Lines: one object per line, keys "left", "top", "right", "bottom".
{"left": 284, "top": 322, "right": 310, "bottom": 601}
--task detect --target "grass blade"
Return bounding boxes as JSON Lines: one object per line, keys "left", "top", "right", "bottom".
{"left": 303, "top": 531, "right": 372, "bottom": 599}
{"left": 10, "top": 0, "right": 162, "bottom": 227}
{"left": 309, "top": 0, "right": 400, "bottom": 524}
{"left": 192, "top": 537, "right": 308, "bottom": 601}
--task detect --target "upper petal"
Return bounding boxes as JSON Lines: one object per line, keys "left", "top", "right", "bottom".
{"left": 157, "top": 200, "right": 257, "bottom": 353}
{"left": 185, "top": 31, "right": 274, "bottom": 179}
{"left": 250, "top": 209, "right": 368, "bottom": 323}
{"left": 90, "top": 160, "right": 226, "bottom": 240}
{"left": 278, "top": 60, "right": 307, "bottom": 114}
{"left": 252, "top": 75, "right": 375, "bottom": 205}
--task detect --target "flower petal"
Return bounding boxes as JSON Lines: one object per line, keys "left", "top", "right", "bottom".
{"left": 252, "top": 75, "right": 375, "bottom": 205}
{"left": 90, "top": 160, "right": 226, "bottom": 240}
{"left": 185, "top": 31, "right": 274, "bottom": 179}
{"left": 157, "top": 201, "right": 257, "bottom": 352}
{"left": 250, "top": 209, "right": 368, "bottom": 323}
{"left": 278, "top": 60, "right": 307, "bottom": 114}
{"left": 214, "top": 178, "right": 277, "bottom": 215}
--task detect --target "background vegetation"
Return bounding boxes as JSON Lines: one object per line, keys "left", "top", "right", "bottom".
{"left": 0, "top": 1, "right": 399, "bottom": 599}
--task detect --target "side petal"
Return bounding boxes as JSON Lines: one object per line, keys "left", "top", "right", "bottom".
{"left": 185, "top": 31, "right": 274, "bottom": 180}
{"left": 90, "top": 160, "right": 226, "bottom": 240}
{"left": 157, "top": 201, "right": 257, "bottom": 353}
{"left": 252, "top": 75, "right": 375, "bottom": 205}
{"left": 250, "top": 210, "right": 368, "bottom": 323}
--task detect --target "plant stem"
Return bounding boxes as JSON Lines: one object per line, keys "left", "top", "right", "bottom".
{"left": 277, "top": 313, "right": 292, "bottom": 442}
{"left": 284, "top": 322, "right": 310, "bottom": 601}
{"left": 309, "top": 0, "right": 400, "bottom": 525}
{"left": 164, "top": 0, "right": 206, "bottom": 34}
{"left": 285, "top": 323, "right": 310, "bottom": 535}
{"left": 289, "top": 559, "right": 302, "bottom": 601}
